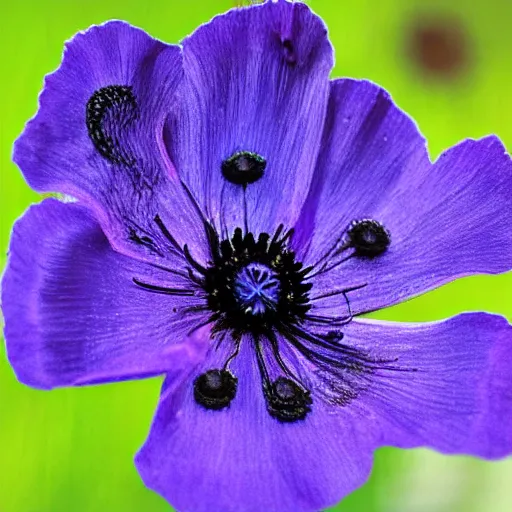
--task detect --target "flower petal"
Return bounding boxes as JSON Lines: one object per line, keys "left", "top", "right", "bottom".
{"left": 14, "top": 21, "right": 208, "bottom": 265}
{"left": 136, "top": 312, "right": 512, "bottom": 512}
{"left": 295, "top": 79, "right": 512, "bottom": 314}
{"left": 167, "top": 1, "right": 333, "bottom": 236}
{"left": 2, "top": 198, "right": 210, "bottom": 389}
{"left": 136, "top": 339, "right": 374, "bottom": 512}
{"left": 343, "top": 313, "right": 512, "bottom": 458}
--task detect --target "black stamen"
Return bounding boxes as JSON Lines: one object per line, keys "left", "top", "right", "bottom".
{"left": 154, "top": 214, "right": 182, "bottom": 254}
{"left": 306, "top": 254, "right": 355, "bottom": 280}
{"left": 288, "top": 325, "right": 410, "bottom": 374}
{"left": 271, "top": 224, "right": 285, "bottom": 246}
{"left": 252, "top": 331, "right": 313, "bottom": 423}
{"left": 254, "top": 337, "right": 271, "bottom": 386}
{"left": 223, "top": 339, "right": 242, "bottom": 370}
{"left": 305, "top": 314, "right": 352, "bottom": 327}
{"left": 132, "top": 278, "right": 195, "bottom": 296}
{"left": 86, "top": 85, "right": 138, "bottom": 165}
{"left": 204, "top": 220, "right": 221, "bottom": 262}
{"left": 184, "top": 244, "right": 208, "bottom": 275}
{"left": 221, "top": 151, "right": 266, "bottom": 186}
{"left": 347, "top": 219, "right": 390, "bottom": 257}
{"left": 181, "top": 305, "right": 210, "bottom": 314}
{"left": 265, "top": 377, "right": 311, "bottom": 422}
{"left": 194, "top": 369, "right": 238, "bottom": 410}
{"left": 310, "top": 283, "right": 367, "bottom": 302}
{"left": 312, "top": 232, "right": 348, "bottom": 270}
{"left": 243, "top": 186, "right": 249, "bottom": 234}
{"left": 220, "top": 185, "right": 229, "bottom": 240}
{"left": 186, "top": 267, "right": 205, "bottom": 286}
{"left": 180, "top": 179, "right": 211, "bottom": 226}
{"left": 266, "top": 331, "right": 305, "bottom": 390}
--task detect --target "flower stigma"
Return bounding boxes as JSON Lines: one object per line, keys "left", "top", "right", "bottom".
{"left": 234, "top": 262, "right": 281, "bottom": 316}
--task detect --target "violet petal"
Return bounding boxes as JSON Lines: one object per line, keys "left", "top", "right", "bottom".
{"left": 136, "top": 312, "right": 512, "bottom": 512}
{"left": 342, "top": 313, "right": 512, "bottom": 458}
{"left": 2, "top": 199, "right": 210, "bottom": 389}
{"left": 167, "top": 1, "right": 333, "bottom": 235}
{"left": 14, "top": 21, "right": 209, "bottom": 265}
{"left": 295, "top": 79, "right": 512, "bottom": 314}
{"left": 136, "top": 337, "right": 374, "bottom": 512}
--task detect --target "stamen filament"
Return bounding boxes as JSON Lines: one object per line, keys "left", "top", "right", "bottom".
{"left": 154, "top": 214, "right": 183, "bottom": 254}
{"left": 132, "top": 278, "right": 195, "bottom": 296}
{"left": 306, "top": 253, "right": 355, "bottom": 280}
{"left": 184, "top": 245, "right": 208, "bottom": 275}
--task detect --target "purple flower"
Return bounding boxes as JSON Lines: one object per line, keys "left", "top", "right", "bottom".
{"left": 2, "top": 2, "right": 512, "bottom": 511}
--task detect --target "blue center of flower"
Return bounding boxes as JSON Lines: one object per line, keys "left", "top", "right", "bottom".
{"left": 234, "top": 263, "right": 280, "bottom": 316}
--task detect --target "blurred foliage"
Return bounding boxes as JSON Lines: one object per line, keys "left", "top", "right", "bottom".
{"left": 0, "top": 0, "right": 511, "bottom": 511}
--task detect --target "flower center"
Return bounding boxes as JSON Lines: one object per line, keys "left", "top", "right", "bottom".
{"left": 201, "top": 226, "right": 312, "bottom": 336}
{"left": 191, "top": 226, "right": 315, "bottom": 420}
{"left": 132, "top": 217, "right": 399, "bottom": 423}
{"left": 234, "top": 263, "right": 280, "bottom": 316}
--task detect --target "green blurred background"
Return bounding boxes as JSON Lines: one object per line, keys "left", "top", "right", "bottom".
{"left": 1, "top": 0, "right": 511, "bottom": 510}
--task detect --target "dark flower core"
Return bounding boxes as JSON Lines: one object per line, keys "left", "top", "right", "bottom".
{"left": 129, "top": 199, "right": 395, "bottom": 422}
{"left": 190, "top": 224, "right": 320, "bottom": 421}
{"left": 203, "top": 226, "right": 312, "bottom": 336}
{"left": 176, "top": 219, "right": 398, "bottom": 422}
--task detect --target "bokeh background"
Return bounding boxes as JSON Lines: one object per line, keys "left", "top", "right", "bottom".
{"left": 1, "top": 0, "right": 511, "bottom": 510}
